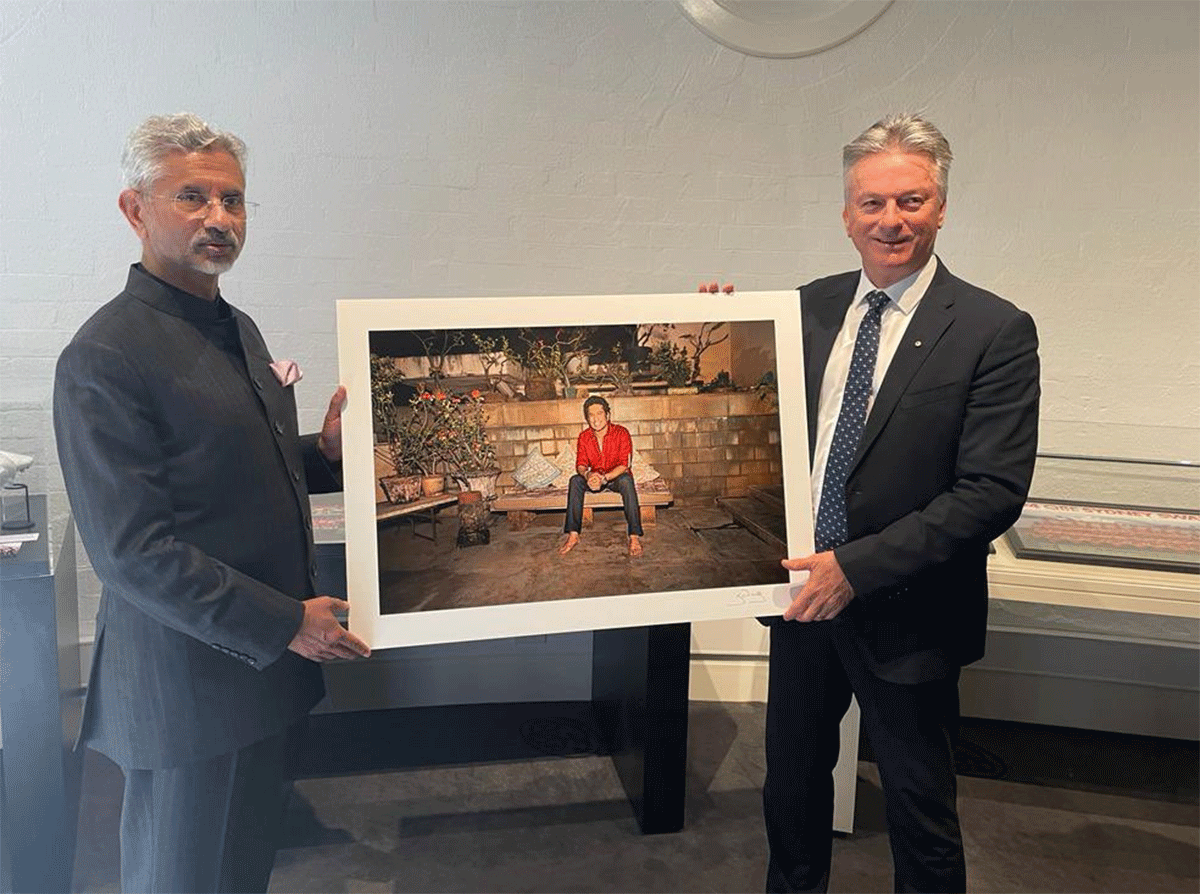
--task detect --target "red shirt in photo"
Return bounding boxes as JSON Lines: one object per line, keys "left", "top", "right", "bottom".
{"left": 575, "top": 423, "right": 633, "bottom": 476}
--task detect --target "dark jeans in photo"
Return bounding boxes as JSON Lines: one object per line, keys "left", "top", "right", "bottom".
{"left": 563, "top": 471, "right": 644, "bottom": 536}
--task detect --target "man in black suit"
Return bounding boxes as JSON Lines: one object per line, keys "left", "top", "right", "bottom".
{"left": 54, "top": 113, "right": 371, "bottom": 893}
{"left": 763, "top": 114, "right": 1040, "bottom": 892}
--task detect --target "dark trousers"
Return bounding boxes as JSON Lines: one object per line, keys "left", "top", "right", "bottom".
{"left": 563, "top": 471, "right": 644, "bottom": 536}
{"left": 118, "top": 723, "right": 300, "bottom": 893}
{"left": 763, "top": 620, "right": 964, "bottom": 893}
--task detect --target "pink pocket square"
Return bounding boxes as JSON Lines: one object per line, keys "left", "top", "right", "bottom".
{"left": 269, "top": 359, "right": 303, "bottom": 387}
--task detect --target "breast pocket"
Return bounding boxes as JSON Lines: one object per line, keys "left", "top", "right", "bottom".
{"left": 898, "top": 380, "right": 962, "bottom": 409}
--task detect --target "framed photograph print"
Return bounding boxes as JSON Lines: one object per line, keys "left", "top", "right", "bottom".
{"left": 336, "top": 291, "right": 811, "bottom": 649}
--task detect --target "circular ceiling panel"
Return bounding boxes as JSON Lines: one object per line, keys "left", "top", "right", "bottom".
{"left": 677, "top": 0, "right": 894, "bottom": 59}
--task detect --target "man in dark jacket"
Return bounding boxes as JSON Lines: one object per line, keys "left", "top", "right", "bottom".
{"left": 763, "top": 114, "right": 1040, "bottom": 892}
{"left": 54, "top": 113, "right": 370, "bottom": 893}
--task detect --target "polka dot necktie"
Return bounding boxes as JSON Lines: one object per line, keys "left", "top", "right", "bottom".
{"left": 813, "top": 290, "right": 890, "bottom": 552}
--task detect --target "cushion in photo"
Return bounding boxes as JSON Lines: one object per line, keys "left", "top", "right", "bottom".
{"left": 512, "top": 445, "right": 562, "bottom": 490}
{"left": 629, "top": 449, "right": 662, "bottom": 483}
{"left": 550, "top": 442, "right": 578, "bottom": 489}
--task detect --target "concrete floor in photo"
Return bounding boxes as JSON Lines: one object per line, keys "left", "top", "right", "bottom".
{"left": 376, "top": 499, "right": 789, "bottom": 614}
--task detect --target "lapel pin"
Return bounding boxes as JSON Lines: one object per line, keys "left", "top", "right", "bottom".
{"left": 913, "top": 340, "right": 923, "bottom": 347}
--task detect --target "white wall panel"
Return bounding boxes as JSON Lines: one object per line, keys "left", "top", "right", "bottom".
{"left": 1, "top": 1, "right": 1196, "bottom": 710}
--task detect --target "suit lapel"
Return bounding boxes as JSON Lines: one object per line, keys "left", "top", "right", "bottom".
{"left": 802, "top": 281, "right": 855, "bottom": 462}
{"left": 852, "top": 272, "right": 956, "bottom": 472}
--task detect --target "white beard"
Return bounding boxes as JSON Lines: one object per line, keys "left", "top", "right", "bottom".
{"left": 189, "top": 230, "right": 241, "bottom": 276}
{"left": 193, "top": 257, "right": 236, "bottom": 275}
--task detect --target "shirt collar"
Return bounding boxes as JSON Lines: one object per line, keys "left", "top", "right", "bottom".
{"left": 124, "top": 263, "right": 232, "bottom": 324}
{"left": 853, "top": 254, "right": 939, "bottom": 315}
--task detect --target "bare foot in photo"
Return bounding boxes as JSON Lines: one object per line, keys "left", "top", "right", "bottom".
{"left": 559, "top": 532, "right": 580, "bottom": 555}
{"left": 629, "top": 535, "right": 643, "bottom": 558}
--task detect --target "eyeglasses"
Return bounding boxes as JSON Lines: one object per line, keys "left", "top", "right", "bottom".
{"left": 147, "top": 190, "right": 258, "bottom": 220}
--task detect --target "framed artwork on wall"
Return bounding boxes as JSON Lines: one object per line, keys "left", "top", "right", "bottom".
{"left": 337, "top": 291, "right": 812, "bottom": 650}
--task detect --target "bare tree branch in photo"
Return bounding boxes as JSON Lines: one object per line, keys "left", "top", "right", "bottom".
{"left": 678, "top": 322, "right": 729, "bottom": 383}
{"left": 413, "top": 330, "right": 465, "bottom": 387}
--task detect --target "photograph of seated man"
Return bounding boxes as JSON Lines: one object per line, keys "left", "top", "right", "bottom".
{"left": 559, "top": 396, "right": 644, "bottom": 558}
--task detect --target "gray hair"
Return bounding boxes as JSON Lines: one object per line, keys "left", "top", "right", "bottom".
{"left": 121, "top": 113, "right": 247, "bottom": 191}
{"left": 843, "top": 113, "right": 952, "bottom": 203}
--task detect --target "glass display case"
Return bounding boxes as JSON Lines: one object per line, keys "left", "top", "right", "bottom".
{"left": 1005, "top": 421, "right": 1199, "bottom": 574}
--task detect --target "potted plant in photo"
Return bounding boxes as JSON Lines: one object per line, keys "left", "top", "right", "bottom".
{"left": 371, "top": 355, "right": 424, "bottom": 503}
{"left": 648, "top": 340, "right": 694, "bottom": 392}
{"left": 415, "top": 389, "right": 500, "bottom": 499}
{"left": 582, "top": 343, "right": 636, "bottom": 396}
{"left": 505, "top": 328, "right": 590, "bottom": 400}
{"left": 699, "top": 370, "right": 734, "bottom": 393}
{"left": 470, "top": 332, "right": 514, "bottom": 395}
{"left": 402, "top": 391, "right": 453, "bottom": 496}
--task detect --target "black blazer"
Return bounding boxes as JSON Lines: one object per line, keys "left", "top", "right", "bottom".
{"left": 54, "top": 265, "right": 337, "bottom": 769}
{"left": 802, "top": 260, "right": 1040, "bottom": 682}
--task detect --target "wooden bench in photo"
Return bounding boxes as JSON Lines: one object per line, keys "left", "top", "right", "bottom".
{"left": 375, "top": 492, "right": 459, "bottom": 541}
{"left": 492, "top": 478, "right": 674, "bottom": 531}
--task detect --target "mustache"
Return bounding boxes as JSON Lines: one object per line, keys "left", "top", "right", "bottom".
{"left": 193, "top": 229, "right": 240, "bottom": 250}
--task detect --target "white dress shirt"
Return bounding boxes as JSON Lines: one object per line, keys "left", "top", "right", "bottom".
{"left": 809, "top": 254, "right": 940, "bottom": 520}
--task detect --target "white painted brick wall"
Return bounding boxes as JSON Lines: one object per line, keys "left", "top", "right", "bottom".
{"left": 1, "top": 0, "right": 1197, "bottom": 651}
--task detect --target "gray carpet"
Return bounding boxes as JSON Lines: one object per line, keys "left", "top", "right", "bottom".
{"left": 72, "top": 703, "right": 1199, "bottom": 893}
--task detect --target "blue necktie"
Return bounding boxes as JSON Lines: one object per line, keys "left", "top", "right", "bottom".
{"left": 813, "top": 290, "right": 890, "bottom": 552}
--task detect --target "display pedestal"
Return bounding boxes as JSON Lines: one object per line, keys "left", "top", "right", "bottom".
{"left": 592, "top": 624, "right": 689, "bottom": 834}
{"left": 0, "top": 496, "right": 83, "bottom": 894}
{"left": 300, "top": 539, "right": 691, "bottom": 835}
